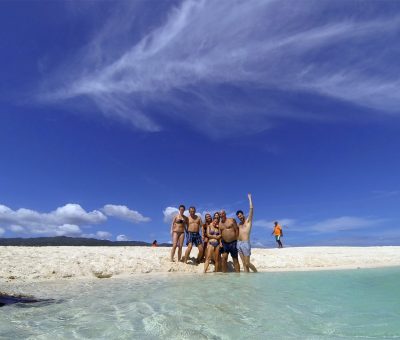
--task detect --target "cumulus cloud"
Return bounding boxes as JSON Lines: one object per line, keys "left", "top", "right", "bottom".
{"left": 95, "top": 231, "right": 112, "bottom": 240}
{"left": 102, "top": 204, "right": 150, "bottom": 223}
{"left": 0, "top": 203, "right": 106, "bottom": 228}
{"left": 39, "top": 0, "right": 400, "bottom": 137}
{"left": 163, "top": 207, "right": 179, "bottom": 223}
{"left": 116, "top": 234, "right": 129, "bottom": 241}
{"left": 0, "top": 203, "right": 106, "bottom": 237}
{"left": 82, "top": 231, "right": 112, "bottom": 240}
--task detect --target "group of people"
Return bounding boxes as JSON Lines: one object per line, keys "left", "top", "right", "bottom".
{"left": 170, "top": 193, "right": 284, "bottom": 273}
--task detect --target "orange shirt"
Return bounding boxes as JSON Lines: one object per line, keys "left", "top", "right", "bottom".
{"left": 273, "top": 225, "right": 282, "bottom": 236}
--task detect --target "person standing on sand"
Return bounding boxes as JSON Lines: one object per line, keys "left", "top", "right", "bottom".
{"left": 219, "top": 210, "right": 240, "bottom": 272}
{"left": 201, "top": 213, "right": 213, "bottom": 262}
{"left": 272, "top": 221, "right": 283, "bottom": 248}
{"left": 204, "top": 216, "right": 222, "bottom": 273}
{"left": 170, "top": 205, "right": 189, "bottom": 262}
{"left": 183, "top": 206, "right": 204, "bottom": 264}
{"left": 236, "top": 193, "right": 257, "bottom": 272}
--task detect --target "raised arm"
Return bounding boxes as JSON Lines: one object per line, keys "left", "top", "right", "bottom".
{"left": 247, "top": 193, "right": 254, "bottom": 224}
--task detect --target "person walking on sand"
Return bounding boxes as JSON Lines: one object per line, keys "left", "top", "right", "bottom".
{"left": 236, "top": 193, "right": 257, "bottom": 272}
{"left": 204, "top": 216, "right": 222, "bottom": 273}
{"left": 272, "top": 221, "right": 283, "bottom": 248}
{"left": 183, "top": 206, "right": 204, "bottom": 264}
{"left": 170, "top": 205, "right": 189, "bottom": 262}
{"left": 219, "top": 210, "right": 240, "bottom": 273}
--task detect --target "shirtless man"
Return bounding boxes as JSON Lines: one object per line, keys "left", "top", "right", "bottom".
{"left": 170, "top": 205, "right": 189, "bottom": 262}
{"left": 219, "top": 210, "right": 240, "bottom": 272}
{"left": 236, "top": 193, "right": 257, "bottom": 272}
{"left": 183, "top": 206, "right": 204, "bottom": 264}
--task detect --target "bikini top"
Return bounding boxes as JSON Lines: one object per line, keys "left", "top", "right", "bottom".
{"left": 175, "top": 218, "right": 185, "bottom": 224}
{"left": 209, "top": 229, "right": 220, "bottom": 236}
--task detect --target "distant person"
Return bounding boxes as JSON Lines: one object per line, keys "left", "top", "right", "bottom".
{"left": 236, "top": 193, "right": 257, "bottom": 272}
{"left": 152, "top": 240, "right": 158, "bottom": 247}
{"left": 204, "top": 216, "right": 222, "bottom": 273}
{"left": 183, "top": 206, "right": 204, "bottom": 264}
{"left": 201, "top": 213, "right": 213, "bottom": 262}
{"left": 219, "top": 210, "right": 240, "bottom": 272}
{"left": 272, "top": 221, "right": 283, "bottom": 248}
{"left": 170, "top": 205, "right": 189, "bottom": 262}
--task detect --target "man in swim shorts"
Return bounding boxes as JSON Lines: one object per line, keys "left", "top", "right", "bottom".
{"left": 272, "top": 221, "right": 283, "bottom": 248}
{"left": 236, "top": 193, "right": 257, "bottom": 272}
{"left": 219, "top": 210, "right": 240, "bottom": 272}
{"left": 183, "top": 206, "right": 204, "bottom": 264}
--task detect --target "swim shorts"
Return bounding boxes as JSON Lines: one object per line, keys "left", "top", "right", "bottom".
{"left": 275, "top": 235, "right": 281, "bottom": 241}
{"left": 237, "top": 240, "right": 251, "bottom": 257}
{"left": 186, "top": 232, "right": 202, "bottom": 246}
{"left": 220, "top": 240, "right": 238, "bottom": 259}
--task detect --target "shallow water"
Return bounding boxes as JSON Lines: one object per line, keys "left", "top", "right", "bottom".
{"left": 1, "top": 267, "right": 400, "bottom": 339}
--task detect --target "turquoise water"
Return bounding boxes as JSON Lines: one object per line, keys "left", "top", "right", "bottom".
{"left": 1, "top": 267, "right": 400, "bottom": 339}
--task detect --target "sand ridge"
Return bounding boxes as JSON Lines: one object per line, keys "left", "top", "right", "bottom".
{"left": 1, "top": 246, "right": 400, "bottom": 283}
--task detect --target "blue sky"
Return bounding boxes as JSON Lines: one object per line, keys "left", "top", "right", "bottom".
{"left": 0, "top": 0, "right": 399, "bottom": 246}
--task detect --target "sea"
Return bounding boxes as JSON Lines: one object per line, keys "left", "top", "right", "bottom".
{"left": 1, "top": 267, "right": 399, "bottom": 339}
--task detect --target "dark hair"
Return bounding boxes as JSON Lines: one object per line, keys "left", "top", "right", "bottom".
{"left": 189, "top": 206, "right": 196, "bottom": 211}
{"left": 213, "top": 212, "right": 220, "bottom": 218}
{"left": 152, "top": 240, "right": 157, "bottom": 244}
{"left": 274, "top": 221, "right": 278, "bottom": 225}
{"left": 179, "top": 205, "right": 185, "bottom": 210}
{"left": 236, "top": 210, "right": 244, "bottom": 216}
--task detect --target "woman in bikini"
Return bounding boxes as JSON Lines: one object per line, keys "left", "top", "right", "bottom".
{"left": 201, "top": 213, "right": 213, "bottom": 262}
{"left": 204, "top": 215, "right": 222, "bottom": 273}
{"left": 170, "top": 204, "right": 188, "bottom": 262}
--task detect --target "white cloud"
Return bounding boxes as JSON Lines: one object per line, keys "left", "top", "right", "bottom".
{"left": 163, "top": 207, "right": 179, "bottom": 223}
{"left": 9, "top": 225, "right": 25, "bottom": 233}
{"left": 0, "top": 203, "right": 106, "bottom": 237}
{"left": 102, "top": 204, "right": 150, "bottom": 223}
{"left": 82, "top": 231, "right": 112, "bottom": 240}
{"left": 116, "top": 234, "right": 129, "bottom": 241}
{"left": 96, "top": 231, "right": 112, "bottom": 240}
{"left": 0, "top": 227, "right": 4, "bottom": 236}
{"left": 54, "top": 224, "right": 82, "bottom": 237}
{"left": 39, "top": 1, "right": 400, "bottom": 137}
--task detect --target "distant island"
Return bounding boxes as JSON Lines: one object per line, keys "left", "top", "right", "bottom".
{"left": 0, "top": 236, "right": 171, "bottom": 247}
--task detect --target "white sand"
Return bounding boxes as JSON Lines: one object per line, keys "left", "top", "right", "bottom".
{"left": 1, "top": 246, "right": 400, "bottom": 283}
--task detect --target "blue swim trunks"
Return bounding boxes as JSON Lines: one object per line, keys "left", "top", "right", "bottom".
{"left": 237, "top": 240, "right": 251, "bottom": 257}
{"left": 220, "top": 240, "right": 238, "bottom": 259}
{"left": 186, "top": 232, "right": 202, "bottom": 246}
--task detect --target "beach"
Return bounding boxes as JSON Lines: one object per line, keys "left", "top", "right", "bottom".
{"left": 2, "top": 246, "right": 400, "bottom": 284}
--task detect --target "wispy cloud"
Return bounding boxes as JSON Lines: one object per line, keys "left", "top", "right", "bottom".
{"left": 253, "top": 218, "right": 296, "bottom": 229}
{"left": 38, "top": 0, "right": 400, "bottom": 136}
{"left": 254, "top": 215, "right": 386, "bottom": 233}
{"left": 371, "top": 190, "right": 400, "bottom": 199}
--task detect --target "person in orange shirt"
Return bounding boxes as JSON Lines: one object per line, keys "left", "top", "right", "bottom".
{"left": 271, "top": 221, "right": 283, "bottom": 248}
